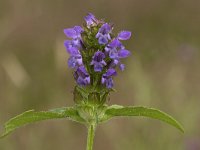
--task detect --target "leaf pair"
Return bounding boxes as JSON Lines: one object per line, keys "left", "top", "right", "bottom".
{"left": 0, "top": 105, "right": 184, "bottom": 138}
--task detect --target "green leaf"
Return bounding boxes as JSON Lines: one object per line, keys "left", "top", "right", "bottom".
{"left": 0, "top": 107, "right": 84, "bottom": 138}
{"left": 101, "top": 105, "right": 184, "bottom": 133}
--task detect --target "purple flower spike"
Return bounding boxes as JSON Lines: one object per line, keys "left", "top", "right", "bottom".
{"left": 74, "top": 66, "right": 90, "bottom": 86}
{"left": 91, "top": 51, "right": 106, "bottom": 72}
{"left": 64, "top": 13, "right": 132, "bottom": 89}
{"left": 118, "top": 31, "right": 131, "bottom": 40}
{"left": 84, "top": 13, "right": 97, "bottom": 27}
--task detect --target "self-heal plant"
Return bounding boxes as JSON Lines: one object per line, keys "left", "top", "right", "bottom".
{"left": 0, "top": 13, "right": 184, "bottom": 150}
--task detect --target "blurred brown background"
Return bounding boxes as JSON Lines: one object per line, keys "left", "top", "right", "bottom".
{"left": 0, "top": 0, "right": 200, "bottom": 150}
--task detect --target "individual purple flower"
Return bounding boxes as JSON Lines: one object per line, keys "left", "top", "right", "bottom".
{"left": 97, "top": 23, "right": 112, "bottom": 35}
{"left": 109, "top": 48, "right": 130, "bottom": 71}
{"left": 64, "top": 26, "right": 83, "bottom": 39}
{"left": 65, "top": 47, "right": 83, "bottom": 68}
{"left": 98, "top": 35, "right": 109, "bottom": 45}
{"left": 96, "top": 23, "right": 112, "bottom": 45}
{"left": 118, "top": 49, "right": 131, "bottom": 58}
{"left": 74, "top": 66, "right": 90, "bottom": 86}
{"left": 105, "top": 38, "right": 130, "bottom": 70}
{"left": 105, "top": 39, "right": 124, "bottom": 53}
{"left": 118, "top": 31, "right": 131, "bottom": 40}
{"left": 91, "top": 51, "right": 106, "bottom": 72}
{"left": 68, "top": 55, "right": 82, "bottom": 68}
{"left": 84, "top": 13, "right": 97, "bottom": 27}
{"left": 101, "top": 69, "right": 117, "bottom": 88}
{"left": 64, "top": 40, "right": 82, "bottom": 51}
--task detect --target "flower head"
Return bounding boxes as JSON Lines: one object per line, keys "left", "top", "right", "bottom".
{"left": 64, "top": 13, "right": 132, "bottom": 103}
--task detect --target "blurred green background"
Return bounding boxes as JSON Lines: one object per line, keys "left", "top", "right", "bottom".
{"left": 0, "top": 0, "right": 200, "bottom": 149}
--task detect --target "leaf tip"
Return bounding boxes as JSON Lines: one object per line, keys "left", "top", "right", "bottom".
{"left": 178, "top": 124, "right": 185, "bottom": 133}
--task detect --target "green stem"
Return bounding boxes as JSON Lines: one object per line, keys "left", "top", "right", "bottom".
{"left": 86, "top": 124, "right": 96, "bottom": 150}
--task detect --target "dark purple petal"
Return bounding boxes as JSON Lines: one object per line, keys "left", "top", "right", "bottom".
{"left": 118, "top": 49, "right": 130, "bottom": 58}
{"left": 64, "top": 28, "right": 77, "bottom": 38}
{"left": 94, "top": 63, "right": 104, "bottom": 72}
{"left": 77, "top": 77, "right": 86, "bottom": 86}
{"left": 92, "top": 51, "right": 105, "bottom": 62}
{"left": 98, "top": 35, "right": 108, "bottom": 45}
{"left": 118, "top": 31, "right": 131, "bottom": 40}
{"left": 77, "top": 76, "right": 90, "bottom": 86}
{"left": 105, "top": 68, "right": 117, "bottom": 77}
{"left": 77, "top": 66, "right": 88, "bottom": 77}
{"left": 91, "top": 51, "right": 106, "bottom": 72}
{"left": 99, "top": 23, "right": 111, "bottom": 34}
{"left": 119, "top": 64, "right": 125, "bottom": 71}
{"left": 102, "top": 69, "right": 116, "bottom": 88}
{"left": 106, "top": 78, "right": 114, "bottom": 88}
{"left": 75, "top": 66, "right": 90, "bottom": 86}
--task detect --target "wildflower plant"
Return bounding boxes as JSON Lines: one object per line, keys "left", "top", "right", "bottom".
{"left": 0, "top": 13, "right": 184, "bottom": 150}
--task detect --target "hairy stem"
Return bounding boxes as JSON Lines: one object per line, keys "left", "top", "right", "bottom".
{"left": 86, "top": 124, "right": 96, "bottom": 150}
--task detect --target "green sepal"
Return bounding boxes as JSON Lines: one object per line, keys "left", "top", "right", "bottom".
{"left": 100, "top": 105, "right": 184, "bottom": 133}
{"left": 0, "top": 107, "right": 85, "bottom": 138}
